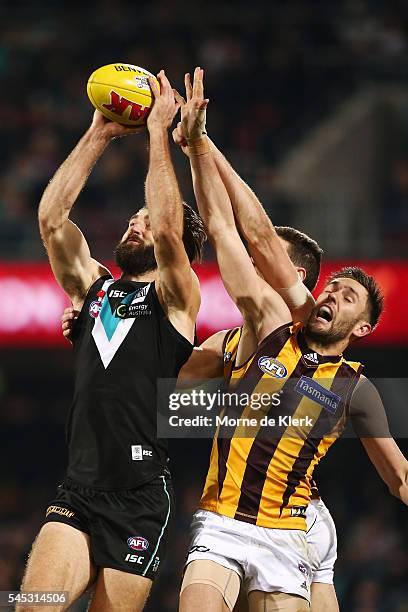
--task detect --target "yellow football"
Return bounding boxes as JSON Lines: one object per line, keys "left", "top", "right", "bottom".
{"left": 87, "top": 63, "right": 158, "bottom": 126}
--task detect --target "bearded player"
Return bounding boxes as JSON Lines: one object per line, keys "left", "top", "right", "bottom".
{"left": 62, "top": 224, "right": 336, "bottom": 611}
{"left": 177, "top": 68, "right": 408, "bottom": 612}
{"left": 170, "top": 81, "right": 338, "bottom": 611}
{"left": 20, "top": 71, "right": 206, "bottom": 612}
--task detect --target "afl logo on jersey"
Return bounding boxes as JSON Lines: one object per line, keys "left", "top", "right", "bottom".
{"left": 127, "top": 536, "right": 149, "bottom": 551}
{"left": 258, "top": 356, "right": 288, "bottom": 378}
{"left": 89, "top": 300, "right": 102, "bottom": 318}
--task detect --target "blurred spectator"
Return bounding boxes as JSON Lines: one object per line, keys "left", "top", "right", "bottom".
{"left": 1, "top": 0, "right": 408, "bottom": 260}
{"left": 1, "top": 2, "right": 408, "bottom": 610}
{"left": 383, "top": 158, "right": 408, "bottom": 255}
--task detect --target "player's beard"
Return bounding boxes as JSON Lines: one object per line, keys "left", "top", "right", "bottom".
{"left": 114, "top": 240, "right": 157, "bottom": 276}
{"left": 305, "top": 314, "right": 359, "bottom": 347}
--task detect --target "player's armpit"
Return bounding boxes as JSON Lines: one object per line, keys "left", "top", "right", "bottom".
{"left": 350, "top": 377, "right": 408, "bottom": 504}
{"left": 156, "top": 269, "right": 201, "bottom": 345}
{"left": 210, "top": 228, "right": 291, "bottom": 343}
{"left": 43, "top": 219, "right": 109, "bottom": 307}
{"left": 178, "top": 329, "right": 228, "bottom": 383}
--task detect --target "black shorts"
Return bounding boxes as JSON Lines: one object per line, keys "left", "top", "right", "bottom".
{"left": 44, "top": 472, "right": 175, "bottom": 580}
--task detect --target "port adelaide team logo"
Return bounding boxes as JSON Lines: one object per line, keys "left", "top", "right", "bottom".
{"left": 127, "top": 536, "right": 149, "bottom": 551}
{"left": 258, "top": 356, "right": 288, "bottom": 378}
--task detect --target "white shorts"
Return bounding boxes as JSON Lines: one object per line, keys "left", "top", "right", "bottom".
{"left": 185, "top": 509, "right": 312, "bottom": 603}
{"left": 306, "top": 499, "right": 337, "bottom": 584}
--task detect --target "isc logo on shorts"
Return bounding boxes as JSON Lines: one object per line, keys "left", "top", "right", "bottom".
{"left": 124, "top": 553, "right": 145, "bottom": 564}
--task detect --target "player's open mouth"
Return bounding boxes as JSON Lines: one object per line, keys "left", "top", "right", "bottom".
{"left": 316, "top": 305, "right": 333, "bottom": 324}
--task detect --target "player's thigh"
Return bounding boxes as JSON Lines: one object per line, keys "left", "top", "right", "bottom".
{"left": 310, "top": 583, "right": 339, "bottom": 612}
{"left": 88, "top": 567, "right": 152, "bottom": 612}
{"left": 19, "top": 522, "right": 95, "bottom": 611}
{"left": 180, "top": 560, "right": 241, "bottom": 612}
{"left": 248, "top": 590, "right": 309, "bottom": 612}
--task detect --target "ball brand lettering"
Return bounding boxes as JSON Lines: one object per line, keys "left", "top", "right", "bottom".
{"left": 102, "top": 91, "right": 149, "bottom": 121}
{"left": 115, "top": 65, "right": 140, "bottom": 72}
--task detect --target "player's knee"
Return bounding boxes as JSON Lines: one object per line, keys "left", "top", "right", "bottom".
{"left": 180, "top": 560, "right": 240, "bottom": 611}
{"left": 89, "top": 570, "right": 152, "bottom": 612}
{"left": 248, "top": 590, "right": 310, "bottom": 612}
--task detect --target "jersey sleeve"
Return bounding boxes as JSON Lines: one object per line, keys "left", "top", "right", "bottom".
{"left": 349, "top": 377, "right": 391, "bottom": 438}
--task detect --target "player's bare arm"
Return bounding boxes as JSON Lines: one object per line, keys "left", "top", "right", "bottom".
{"left": 38, "top": 111, "right": 141, "bottom": 309}
{"left": 181, "top": 68, "right": 291, "bottom": 351}
{"left": 350, "top": 375, "right": 408, "bottom": 505}
{"left": 172, "top": 99, "right": 314, "bottom": 324}
{"left": 178, "top": 329, "right": 228, "bottom": 382}
{"left": 208, "top": 138, "right": 315, "bottom": 322}
{"left": 146, "top": 70, "right": 200, "bottom": 344}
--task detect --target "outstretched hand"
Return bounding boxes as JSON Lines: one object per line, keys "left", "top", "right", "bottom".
{"left": 147, "top": 70, "right": 181, "bottom": 131}
{"left": 89, "top": 110, "right": 145, "bottom": 140}
{"left": 173, "top": 67, "right": 209, "bottom": 145}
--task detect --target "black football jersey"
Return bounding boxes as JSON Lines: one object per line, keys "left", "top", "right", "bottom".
{"left": 67, "top": 275, "right": 193, "bottom": 489}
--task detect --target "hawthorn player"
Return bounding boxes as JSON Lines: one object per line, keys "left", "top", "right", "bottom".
{"left": 178, "top": 68, "right": 408, "bottom": 612}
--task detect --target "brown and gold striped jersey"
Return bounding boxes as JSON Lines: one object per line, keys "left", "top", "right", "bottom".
{"left": 200, "top": 322, "right": 362, "bottom": 530}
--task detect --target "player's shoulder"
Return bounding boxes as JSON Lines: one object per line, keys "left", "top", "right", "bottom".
{"left": 353, "top": 374, "right": 377, "bottom": 393}
{"left": 350, "top": 374, "right": 382, "bottom": 406}
{"left": 91, "top": 258, "right": 112, "bottom": 279}
{"left": 341, "top": 354, "right": 364, "bottom": 374}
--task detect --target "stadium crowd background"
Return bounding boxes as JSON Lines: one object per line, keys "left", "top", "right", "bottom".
{"left": 0, "top": 1, "right": 408, "bottom": 610}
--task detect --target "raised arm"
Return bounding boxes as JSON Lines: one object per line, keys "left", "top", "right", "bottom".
{"left": 181, "top": 68, "right": 291, "bottom": 343}
{"left": 209, "top": 139, "right": 314, "bottom": 321}
{"left": 38, "top": 111, "right": 140, "bottom": 308}
{"left": 350, "top": 376, "right": 408, "bottom": 504}
{"left": 146, "top": 70, "right": 201, "bottom": 343}
{"left": 172, "top": 103, "right": 313, "bottom": 324}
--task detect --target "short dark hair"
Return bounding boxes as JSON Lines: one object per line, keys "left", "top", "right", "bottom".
{"left": 181, "top": 201, "right": 207, "bottom": 263}
{"left": 328, "top": 266, "right": 384, "bottom": 328}
{"left": 129, "top": 203, "right": 206, "bottom": 263}
{"left": 275, "top": 226, "right": 323, "bottom": 292}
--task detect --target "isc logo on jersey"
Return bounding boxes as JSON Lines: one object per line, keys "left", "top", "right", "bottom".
{"left": 258, "top": 357, "right": 288, "bottom": 378}
{"left": 127, "top": 536, "right": 149, "bottom": 551}
{"left": 109, "top": 289, "right": 127, "bottom": 298}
